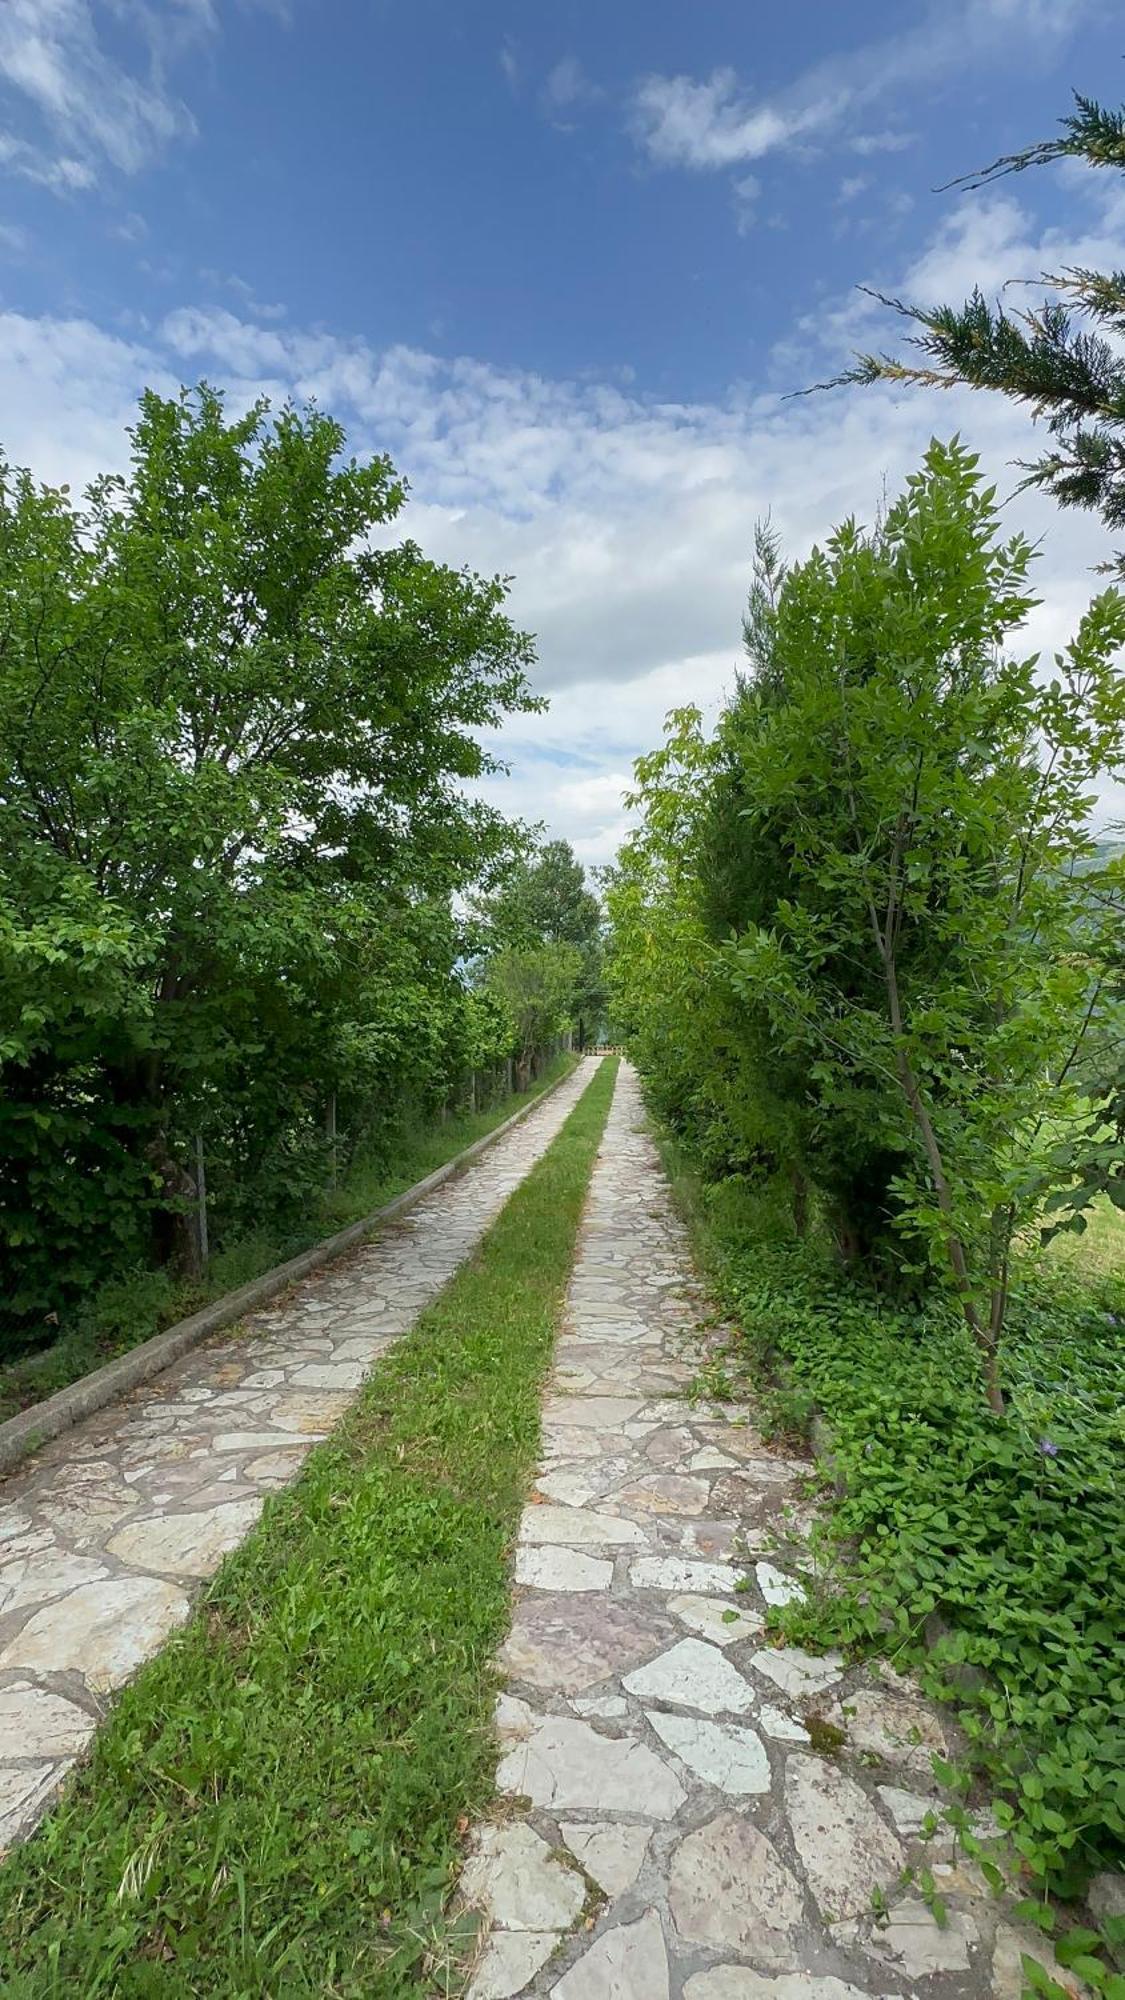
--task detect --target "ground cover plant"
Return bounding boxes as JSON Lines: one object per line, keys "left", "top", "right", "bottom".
{"left": 0, "top": 1056, "right": 617, "bottom": 1998}
{"left": 0, "top": 1051, "right": 577, "bottom": 1426}
{"left": 661, "top": 1134, "right": 1125, "bottom": 1956}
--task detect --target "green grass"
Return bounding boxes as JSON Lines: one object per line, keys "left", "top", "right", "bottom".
{"left": 1042, "top": 1190, "right": 1125, "bottom": 1285}
{"left": 0, "top": 1056, "right": 618, "bottom": 1999}
{"left": 0, "top": 1054, "right": 578, "bottom": 1425}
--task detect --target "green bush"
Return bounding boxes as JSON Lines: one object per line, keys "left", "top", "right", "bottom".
{"left": 708, "top": 1217, "right": 1125, "bottom": 1891}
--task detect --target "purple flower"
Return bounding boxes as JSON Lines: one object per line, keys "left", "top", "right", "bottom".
{"left": 1037, "top": 1438, "right": 1060, "bottom": 1459}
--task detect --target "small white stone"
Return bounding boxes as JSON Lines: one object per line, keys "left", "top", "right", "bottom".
{"left": 460, "top": 1824, "right": 584, "bottom": 1931}
{"left": 758, "top": 1705, "right": 811, "bottom": 1743}
{"left": 623, "top": 1639, "right": 754, "bottom": 1715}
{"left": 646, "top": 1712, "right": 771, "bottom": 1794}
{"left": 515, "top": 1547, "right": 613, "bottom": 1593}
{"left": 750, "top": 1645, "right": 845, "bottom": 1699}
{"left": 756, "top": 1561, "right": 803, "bottom": 1608}
{"left": 519, "top": 1506, "right": 644, "bottom": 1548}
{"left": 571, "top": 1695, "right": 629, "bottom": 1719}
{"left": 559, "top": 1822, "right": 651, "bottom": 1897}
{"left": 688, "top": 1448, "right": 738, "bottom": 1471}
{"left": 551, "top": 1908, "right": 670, "bottom": 2000}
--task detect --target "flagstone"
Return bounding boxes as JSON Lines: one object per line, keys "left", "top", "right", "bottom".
{"left": 785, "top": 1756, "right": 904, "bottom": 1921}
{"left": 756, "top": 1560, "right": 803, "bottom": 1607}
{"left": 669, "top": 1812, "right": 804, "bottom": 1963}
{"left": 460, "top": 1823, "right": 584, "bottom": 1931}
{"left": 500, "top": 1593, "right": 671, "bottom": 1693}
{"left": 684, "top": 1975, "right": 882, "bottom": 1999}
{"left": 0, "top": 1552, "right": 108, "bottom": 1618}
{"left": 551, "top": 1908, "right": 670, "bottom": 2000}
{"left": 466, "top": 1928, "right": 560, "bottom": 2000}
{"left": 559, "top": 1822, "right": 651, "bottom": 1897}
{"left": 623, "top": 1637, "right": 755, "bottom": 1714}
{"left": 496, "top": 1712, "right": 686, "bottom": 1818}
{"left": 0, "top": 1683, "right": 92, "bottom": 1758}
{"left": 837, "top": 1688, "right": 947, "bottom": 1775}
{"left": 0, "top": 1575, "right": 190, "bottom": 1692}
{"left": 666, "top": 1592, "right": 763, "bottom": 1646}
{"left": 647, "top": 1711, "right": 771, "bottom": 1794}
{"left": 107, "top": 1498, "right": 264, "bottom": 1578}
{"left": 629, "top": 1555, "right": 740, "bottom": 1594}
{"left": 871, "top": 1898, "right": 976, "bottom": 1975}
{"left": 518, "top": 1505, "right": 645, "bottom": 1547}
{"left": 751, "top": 1644, "right": 845, "bottom": 1699}
{"left": 0, "top": 1763, "right": 65, "bottom": 1848}
{"left": 514, "top": 1546, "right": 613, "bottom": 1592}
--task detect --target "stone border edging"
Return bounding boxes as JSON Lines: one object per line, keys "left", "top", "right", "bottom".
{"left": 0, "top": 1060, "right": 587, "bottom": 1483}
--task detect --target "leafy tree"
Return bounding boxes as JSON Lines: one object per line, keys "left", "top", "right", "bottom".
{"left": 829, "top": 94, "right": 1125, "bottom": 578}
{"left": 825, "top": 89, "right": 1125, "bottom": 1237}
{"left": 483, "top": 942, "right": 582, "bottom": 1087}
{"left": 0, "top": 386, "right": 537, "bottom": 1314}
{"left": 719, "top": 439, "right": 1124, "bottom": 1410}
{"left": 478, "top": 838, "right": 606, "bottom": 1047}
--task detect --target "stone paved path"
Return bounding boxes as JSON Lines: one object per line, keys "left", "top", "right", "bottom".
{"left": 460, "top": 1063, "right": 1069, "bottom": 2000}
{"left": 0, "top": 1058, "right": 599, "bottom": 1855}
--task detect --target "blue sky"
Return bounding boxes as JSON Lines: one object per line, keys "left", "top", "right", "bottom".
{"left": 1, "top": 1, "right": 1123, "bottom": 856}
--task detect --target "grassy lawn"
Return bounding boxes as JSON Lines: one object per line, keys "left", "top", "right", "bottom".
{"left": 0, "top": 1056, "right": 618, "bottom": 1999}
{"left": 0, "top": 1053, "right": 578, "bottom": 1426}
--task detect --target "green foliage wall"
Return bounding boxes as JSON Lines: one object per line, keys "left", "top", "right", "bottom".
{"left": 0, "top": 387, "right": 541, "bottom": 1331}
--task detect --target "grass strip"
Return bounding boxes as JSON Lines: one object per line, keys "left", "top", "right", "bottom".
{"left": 0, "top": 1053, "right": 578, "bottom": 1422}
{"left": 0, "top": 1055, "right": 618, "bottom": 1999}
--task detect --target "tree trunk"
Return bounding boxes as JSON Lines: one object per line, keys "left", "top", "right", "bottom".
{"left": 147, "top": 1130, "right": 203, "bottom": 1281}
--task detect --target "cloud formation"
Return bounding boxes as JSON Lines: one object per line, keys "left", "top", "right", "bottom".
{"left": 0, "top": 176, "right": 1120, "bottom": 862}
{"left": 628, "top": 0, "right": 1096, "bottom": 173}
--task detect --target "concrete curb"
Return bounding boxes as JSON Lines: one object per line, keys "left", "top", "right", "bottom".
{"left": 0, "top": 1060, "right": 588, "bottom": 1483}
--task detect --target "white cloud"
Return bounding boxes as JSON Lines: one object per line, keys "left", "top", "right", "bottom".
{"left": 732, "top": 172, "right": 762, "bottom": 234}
{"left": 850, "top": 129, "right": 917, "bottom": 157}
{"left": 0, "top": 0, "right": 199, "bottom": 183}
{"left": 542, "top": 56, "right": 600, "bottom": 116}
{"left": 499, "top": 40, "right": 519, "bottom": 93}
{"left": 0, "top": 176, "right": 1120, "bottom": 862}
{"left": 0, "top": 0, "right": 286, "bottom": 191}
{"left": 628, "top": 0, "right": 1097, "bottom": 173}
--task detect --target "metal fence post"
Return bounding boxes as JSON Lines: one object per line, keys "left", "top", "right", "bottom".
{"left": 326, "top": 1091, "right": 337, "bottom": 1189}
